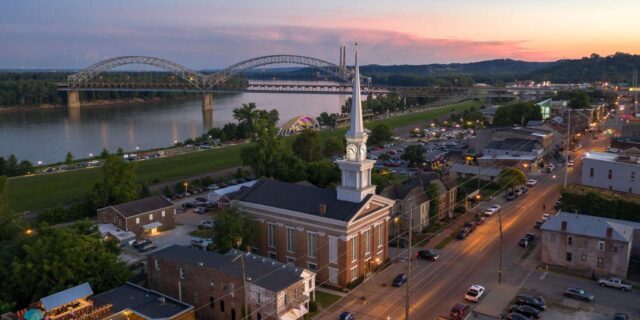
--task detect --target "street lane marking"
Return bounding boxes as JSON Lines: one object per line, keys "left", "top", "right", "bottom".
{"left": 539, "top": 272, "right": 548, "bottom": 280}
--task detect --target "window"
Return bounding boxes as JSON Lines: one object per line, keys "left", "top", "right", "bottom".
{"left": 220, "top": 300, "right": 225, "bottom": 312}
{"left": 613, "top": 246, "right": 619, "bottom": 253}
{"left": 267, "top": 223, "right": 276, "bottom": 248}
{"left": 351, "top": 236, "right": 358, "bottom": 262}
{"left": 257, "top": 292, "right": 261, "bottom": 304}
{"left": 350, "top": 266, "right": 358, "bottom": 281}
{"left": 567, "top": 236, "right": 572, "bottom": 245}
{"left": 135, "top": 217, "right": 140, "bottom": 224}
{"left": 222, "top": 284, "right": 228, "bottom": 292}
{"left": 608, "top": 169, "right": 612, "bottom": 179}
{"left": 363, "top": 229, "right": 371, "bottom": 255}
{"left": 307, "top": 233, "right": 317, "bottom": 258}
{"left": 632, "top": 172, "right": 636, "bottom": 182}
{"left": 180, "top": 268, "right": 185, "bottom": 279}
{"left": 630, "top": 188, "right": 633, "bottom": 194}
{"left": 308, "top": 262, "right": 317, "bottom": 271}
{"left": 210, "top": 296, "right": 215, "bottom": 309}
{"left": 149, "top": 213, "right": 153, "bottom": 220}
{"left": 268, "top": 252, "right": 277, "bottom": 259}
{"left": 609, "top": 185, "right": 613, "bottom": 190}
{"left": 377, "top": 224, "right": 384, "bottom": 247}
{"left": 329, "top": 236, "right": 337, "bottom": 264}
{"left": 581, "top": 254, "right": 587, "bottom": 261}
{"left": 589, "top": 168, "right": 594, "bottom": 178}
{"left": 598, "top": 241, "right": 605, "bottom": 251}
{"left": 566, "top": 252, "right": 572, "bottom": 262}
{"left": 162, "top": 210, "right": 165, "bottom": 217}
{"left": 286, "top": 227, "right": 294, "bottom": 253}
{"left": 597, "top": 257, "right": 604, "bottom": 268}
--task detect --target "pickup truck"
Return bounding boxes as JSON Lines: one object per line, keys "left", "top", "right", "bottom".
{"left": 598, "top": 277, "right": 632, "bottom": 291}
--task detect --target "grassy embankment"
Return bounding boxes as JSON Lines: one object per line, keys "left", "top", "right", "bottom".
{"left": 8, "top": 99, "right": 480, "bottom": 212}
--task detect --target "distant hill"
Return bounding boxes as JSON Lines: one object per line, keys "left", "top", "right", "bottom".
{"left": 527, "top": 53, "right": 640, "bottom": 83}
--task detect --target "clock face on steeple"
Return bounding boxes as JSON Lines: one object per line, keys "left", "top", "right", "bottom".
{"left": 346, "top": 144, "right": 357, "bottom": 161}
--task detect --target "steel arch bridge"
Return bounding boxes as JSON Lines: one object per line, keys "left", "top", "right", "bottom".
{"left": 66, "top": 55, "right": 352, "bottom": 91}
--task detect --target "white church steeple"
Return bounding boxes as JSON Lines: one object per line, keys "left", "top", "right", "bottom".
{"left": 336, "top": 43, "right": 376, "bottom": 203}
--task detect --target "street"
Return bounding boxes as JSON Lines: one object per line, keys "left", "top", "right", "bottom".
{"left": 320, "top": 122, "right": 617, "bottom": 319}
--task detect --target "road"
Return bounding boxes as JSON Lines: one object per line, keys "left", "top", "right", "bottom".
{"left": 320, "top": 123, "right": 614, "bottom": 319}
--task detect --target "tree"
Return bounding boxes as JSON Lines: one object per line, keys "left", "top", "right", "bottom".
{"left": 10, "top": 227, "right": 130, "bottom": 306}
{"left": 306, "top": 160, "right": 341, "bottom": 188}
{"left": 241, "top": 116, "right": 286, "bottom": 178}
{"left": 498, "top": 168, "right": 526, "bottom": 191}
{"left": 6, "top": 155, "right": 17, "bottom": 176}
{"left": 492, "top": 102, "right": 542, "bottom": 126}
{"left": 222, "top": 123, "right": 238, "bottom": 141}
{"left": 17, "top": 160, "right": 33, "bottom": 175}
{"left": 100, "top": 148, "right": 110, "bottom": 159}
{"left": 292, "top": 130, "right": 323, "bottom": 162}
{"left": 401, "top": 145, "right": 426, "bottom": 167}
{"left": 89, "top": 155, "right": 140, "bottom": 209}
{"left": 116, "top": 147, "right": 124, "bottom": 157}
{"left": 568, "top": 91, "right": 590, "bottom": 109}
{"left": 322, "top": 136, "right": 345, "bottom": 157}
{"left": 233, "top": 102, "right": 258, "bottom": 130}
{"left": 0, "top": 176, "right": 20, "bottom": 241}
{"left": 272, "top": 152, "right": 308, "bottom": 183}
{"left": 213, "top": 207, "right": 258, "bottom": 253}
{"left": 369, "top": 124, "right": 393, "bottom": 145}
{"left": 65, "top": 151, "right": 74, "bottom": 165}
{"left": 317, "top": 112, "right": 338, "bottom": 127}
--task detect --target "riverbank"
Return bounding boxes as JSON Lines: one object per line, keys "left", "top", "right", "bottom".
{"left": 0, "top": 95, "right": 199, "bottom": 113}
{"left": 7, "top": 99, "right": 480, "bottom": 213}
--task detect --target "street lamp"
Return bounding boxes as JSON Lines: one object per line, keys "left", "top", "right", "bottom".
{"left": 89, "top": 153, "right": 93, "bottom": 158}
{"left": 183, "top": 182, "right": 188, "bottom": 193}
{"left": 232, "top": 252, "right": 250, "bottom": 320}
{"left": 37, "top": 161, "right": 42, "bottom": 165}
{"left": 394, "top": 216, "right": 401, "bottom": 256}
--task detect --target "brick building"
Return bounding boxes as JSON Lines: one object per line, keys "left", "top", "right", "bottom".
{"left": 97, "top": 195, "right": 175, "bottom": 236}
{"left": 147, "top": 245, "right": 315, "bottom": 320}
{"left": 232, "top": 47, "right": 394, "bottom": 288}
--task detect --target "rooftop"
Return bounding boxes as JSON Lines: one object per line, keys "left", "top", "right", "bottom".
{"left": 485, "top": 139, "right": 542, "bottom": 152}
{"left": 91, "top": 282, "right": 193, "bottom": 319}
{"left": 584, "top": 151, "right": 640, "bottom": 165}
{"left": 149, "top": 245, "right": 309, "bottom": 292}
{"left": 40, "top": 283, "right": 93, "bottom": 312}
{"left": 451, "top": 164, "right": 503, "bottom": 177}
{"left": 105, "top": 195, "right": 173, "bottom": 218}
{"left": 235, "top": 178, "right": 373, "bottom": 222}
{"left": 541, "top": 212, "right": 640, "bottom": 242}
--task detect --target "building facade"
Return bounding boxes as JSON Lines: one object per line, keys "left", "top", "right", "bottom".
{"left": 581, "top": 151, "right": 640, "bottom": 195}
{"left": 540, "top": 212, "right": 640, "bottom": 278}
{"left": 148, "top": 246, "right": 314, "bottom": 320}
{"left": 97, "top": 195, "right": 176, "bottom": 236}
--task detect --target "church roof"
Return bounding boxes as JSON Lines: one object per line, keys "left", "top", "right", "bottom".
{"left": 235, "top": 178, "right": 373, "bottom": 222}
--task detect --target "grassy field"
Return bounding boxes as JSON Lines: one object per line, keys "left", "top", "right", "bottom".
{"left": 8, "top": 99, "right": 479, "bottom": 213}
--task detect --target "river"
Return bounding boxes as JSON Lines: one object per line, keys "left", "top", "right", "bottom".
{"left": 0, "top": 90, "right": 348, "bottom": 164}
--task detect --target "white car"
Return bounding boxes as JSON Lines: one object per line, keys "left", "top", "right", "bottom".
{"left": 490, "top": 204, "right": 501, "bottom": 212}
{"left": 542, "top": 213, "right": 551, "bottom": 221}
{"left": 526, "top": 179, "right": 537, "bottom": 187}
{"left": 465, "top": 285, "right": 486, "bottom": 302}
{"left": 484, "top": 208, "right": 497, "bottom": 216}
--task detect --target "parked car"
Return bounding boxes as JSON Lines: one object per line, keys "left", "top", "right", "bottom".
{"left": 613, "top": 313, "right": 630, "bottom": 320}
{"left": 464, "top": 285, "right": 485, "bottom": 302}
{"left": 568, "top": 159, "right": 575, "bottom": 167}
{"left": 508, "top": 304, "right": 542, "bottom": 319}
{"left": 131, "top": 239, "right": 152, "bottom": 249}
{"left": 198, "top": 220, "right": 214, "bottom": 229}
{"left": 515, "top": 294, "right": 546, "bottom": 310}
{"left": 138, "top": 243, "right": 157, "bottom": 253}
{"left": 506, "top": 192, "right": 516, "bottom": 201}
{"left": 392, "top": 273, "right": 408, "bottom": 287}
{"left": 598, "top": 277, "right": 632, "bottom": 291}
{"left": 338, "top": 312, "right": 355, "bottom": 320}
{"left": 464, "top": 221, "right": 477, "bottom": 233}
{"left": 491, "top": 204, "right": 502, "bottom": 212}
{"left": 476, "top": 216, "right": 486, "bottom": 225}
{"left": 534, "top": 220, "right": 545, "bottom": 229}
{"left": 526, "top": 179, "right": 538, "bottom": 187}
{"left": 520, "top": 187, "right": 528, "bottom": 194}
{"left": 182, "top": 202, "right": 195, "bottom": 209}
{"left": 194, "top": 207, "right": 210, "bottom": 214}
{"left": 500, "top": 313, "right": 531, "bottom": 320}
{"left": 515, "top": 188, "right": 524, "bottom": 197}
{"left": 519, "top": 232, "right": 535, "bottom": 245}
{"left": 416, "top": 249, "right": 439, "bottom": 261}
{"left": 449, "top": 303, "right": 471, "bottom": 320}
{"left": 456, "top": 228, "right": 469, "bottom": 240}
{"left": 546, "top": 164, "right": 556, "bottom": 172}
{"left": 191, "top": 238, "right": 213, "bottom": 250}
{"left": 541, "top": 214, "right": 550, "bottom": 221}
{"left": 195, "top": 197, "right": 207, "bottom": 202}
{"left": 564, "top": 287, "right": 594, "bottom": 301}
{"left": 208, "top": 184, "right": 220, "bottom": 190}
{"left": 484, "top": 208, "right": 497, "bottom": 216}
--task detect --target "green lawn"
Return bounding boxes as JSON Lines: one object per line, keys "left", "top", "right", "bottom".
{"left": 314, "top": 290, "right": 342, "bottom": 308}
{"left": 8, "top": 99, "right": 478, "bottom": 213}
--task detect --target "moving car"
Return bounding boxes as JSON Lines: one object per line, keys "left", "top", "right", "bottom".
{"left": 416, "top": 249, "right": 439, "bottom": 261}
{"left": 508, "top": 304, "right": 542, "bottom": 319}
{"left": 392, "top": 273, "right": 408, "bottom": 287}
{"left": 564, "top": 287, "right": 594, "bottom": 301}
{"left": 515, "top": 294, "right": 546, "bottom": 310}
{"left": 464, "top": 285, "right": 485, "bottom": 302}
{"left": 338, "top": 312, "right": 355, "bottom": 320}
{"left": 598, "top": 277, "right": 632, "bottom": 291}
{"left": 526, "top": 179, "right": 538, "bottom": 187}
{"left": 449, "top": 303, "right": 470, "bottom": 320}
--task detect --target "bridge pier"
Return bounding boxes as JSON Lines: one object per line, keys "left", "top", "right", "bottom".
{"left": 68, "top": 90, "right": 81, "bottom": 109}
{"left": 202, "top": 92, "right": 213, "bottom": 111}
{"left": 202, "top": 109, "right": 213, "bottom": 131}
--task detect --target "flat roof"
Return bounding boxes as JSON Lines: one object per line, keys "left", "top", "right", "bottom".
{"left": 40, "top": 283, "right": 93, "bottom": 312}
{"left": 91, "top": 282, "right": 193, "bottom": 319}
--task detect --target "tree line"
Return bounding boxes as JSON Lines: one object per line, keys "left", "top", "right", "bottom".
{"left": 0, "top": 155, "right": 34, "bottom": 177}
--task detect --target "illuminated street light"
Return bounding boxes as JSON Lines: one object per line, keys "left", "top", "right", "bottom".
{"left": 37, "top": 161, "right": 42, "bottom": 165}
{"left": 25, "top": 229, "right": 33, "bottom": 236}
{"left": 89, "top": 153, "right": 93, "bottom": 157}
{"left": 135, "top": 146, "right": 140, "bottom": 150}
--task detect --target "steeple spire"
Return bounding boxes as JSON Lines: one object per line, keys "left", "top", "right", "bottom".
{"left": 347, "top": 42, "right": 364, "bottom": 137}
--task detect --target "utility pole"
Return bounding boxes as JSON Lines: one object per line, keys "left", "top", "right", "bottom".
{"left": 564, "top": 110, "right": 571, "bottom": 188}
{"left": 405, "top": 204, "right": 413, "bottom": 320}
{"left": 633, "top": 68, "right": 638, "bottom": 115}
{"left": 498, "top": 209, "right": 503, "bottom": 284}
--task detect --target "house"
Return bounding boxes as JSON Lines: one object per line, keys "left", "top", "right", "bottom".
{"left": 541, "top": 212, "right": 640, "bottom": 278}
{"left": 97, "top": 195, "right": 175, "bottom": 236}
{"left": 231, "top": 47, "right": 394, "bottom": 288}
{"left": 380, "top": 177, "right": 431, "bottom": 233}
{"left": 581, "top": 151, "right": 640, "bottom": 194}
{"left": 147, "top": 245, "right": 315, "bottom": 320}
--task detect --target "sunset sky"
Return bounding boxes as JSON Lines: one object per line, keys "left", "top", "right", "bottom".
{"left": 2, "top": 0, "right": 640, "bottom": 68}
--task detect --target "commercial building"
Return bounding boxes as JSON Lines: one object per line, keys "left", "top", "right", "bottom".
{"left": 482, "top": 139, "right": 544, "bottom": 161}
{"left": 472, "top": 126, "right": 554, "bottom": 157}
{"left": 581, "top": 151, "right": 640, "bottom": 194}
{"left": 232, "top": 48, "right": 394, "bottom": 288}
{"left": 536, "top": 98, "right": 552, "bottom": 120}
{"left": 541, "top": 212, "right": 640, "bottom": 278}
{"left": 97, "top": 195, "right": 175, "bottom": 236}
{"left": 147, "top": 245, "right": 315, "bottom": 320}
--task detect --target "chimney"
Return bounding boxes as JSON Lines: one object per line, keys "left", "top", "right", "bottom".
{"left": 561, "top": 221, "right": 567, "bottom": 231}
{"left": 319, "top": 204, "right": 327, "bottom": 216}
{"left": 606, "top": 227, "right": 613, "bottom": 238}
